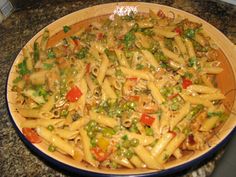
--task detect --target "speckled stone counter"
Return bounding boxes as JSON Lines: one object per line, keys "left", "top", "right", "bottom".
{"left": 0, "top": 0, "right": 235, "bottom": 176}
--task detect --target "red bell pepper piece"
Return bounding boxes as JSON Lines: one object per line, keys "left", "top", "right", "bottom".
{"left": 91, "top": 147, "right": 110, "bottom": 162}
{"left": 126, "top": 95, "right": 140, "bottom": 102}
{"left": 22, "top": 128, "right": 42, "bottom": 143}
{"left": 127, "top": 77, "right": 138, "bottom": 81}
{"left": 66, "top": 86, "right": 83, "bottom": 102}
{"left": 86, "top": 63, "right": 91, "bottom": 74}
{"left": 140, "top": 113, "right": 155, "bottom": 126}
{"left": 182, "top": 78, "right": 192, "bottom": 89}
{"left": 157, "top": 10, "right": 165, "bottom": 18}
{"left": 174, "top": 27, "right": 182, "bottom": 35}
{"left": 168, "top": 131, "right": 177, "bottom": 137}
{"left": 168, "top": 93, "right": 179, "bottom": 100}
{"left": 96, "top": 32, "right": 104, "bottom": 40}
{"left": 188, "top": 134, "right": 195, "bottom": 145}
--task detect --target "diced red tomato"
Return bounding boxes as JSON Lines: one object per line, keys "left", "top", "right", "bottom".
{"left": 86, "top": 63, "right": 91, "bottom": 74}
{"left": 96, "top": 32, "right": 104, "bottom": 40}
{"left": 117, "top": 44, "right": 124, "bottom": 50}
{"left": 127, "top": 77, "right": 138, "bottom": 81}
{"left": 157, "top": 10, "right": 165, "bottom": 18}
{"left": 168, "top": 93, "right": 179, "bottom": 100}
{"left": 174, "top": 27, "right": 182, "bottom": 35}
{"left": 182, "top": 78, "right": 192, "bottom": 89}
{"left": 66, "top": 86, "right": 83, "bottom": 102}
{"left": 168, "top": 131, "right": 177, "bottom": 137}
{"left": 117, "top": 35, "right": 124, "bottom": 40}
{"left": 188, "top": 134, "right": 195, "bottom": 145}
{"left": 22, "top": 128, "right": 42, "bottom": 143}
{"left": 73, "top": 38, "right": 80, "bottom": 46}
{"left": 126, "top": 95, "right": 140, "bottom": 102}
{"left": 91, "top": 147, "right": 110, "bottom": 162}
{"left": 140, "top": 113, "right": 155, "bottom": 126}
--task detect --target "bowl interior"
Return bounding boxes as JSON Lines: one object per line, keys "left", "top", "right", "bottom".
{"left": 6, "top": 2, "right": 236, "bottom": 175}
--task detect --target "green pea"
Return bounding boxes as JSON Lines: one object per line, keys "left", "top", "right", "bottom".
{"left": 72, "top": 69, "right": 78, "bottom": 76}
{"left": 84, "top": 124, "right": 90, "bottom": 131}
{"left": 132, "top": 118, "right": 138, "bottom": 124}
{"left": 102, "top": 127, "right": 116, "bottom": 137}
{"left": 114, "top": 125, "right": 124, "bottom": 132}
{"left": 122, "top": 140, "right": 131, "bottom": 148}
{"left": 170, "top": 103, "right": 179, "bottom": 111}
{"left": 120, "top": 147, "right": 128, "bottom": 156}
{"left": 48, "top": 144, "right": 56, "bottom": 152}
{"left": 60, "top": 109, "right": 68, "bottom": 117}
{"left": 95, "top": 125, "right": 103, "bottom": 132}
{"left": 47, "top": 125, "right": 54, "bottom": 131}
{"left": 109, "top": 161, "right": 118, "bottom": 169}
{"left": 125, "top": 149, "right": 134, "bottom": 159}
{"left": 130, "top": 138, "right": 139, "bottom": 147}
{"left": 129, "top": 125, "right": 138, "bottom": 133}
{"left": 87, "top": 131, "right": 95, "bottom": 138}
{"left": 55, "top": 93, "right": 60, "bottom": 101}
{"left": 128, "top": 101, "right": 136, "bottom": 109}
{"left": 90, "top": 137, "right": 97, "bottom": 147}
{"left": 145, "top": 127, "right": 154, "bottom": 136}
{"left": 88, "top": 120, "right": 97, "bottom": 128}
{"left": 12, "top": 85, "right": 18, "bottom": 92}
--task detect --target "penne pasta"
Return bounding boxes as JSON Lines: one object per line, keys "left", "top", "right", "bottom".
{"left": 200, "top": 116, "right": 219, "bottom": 132}
{"left": 151, "top": 132, "right": 175, "bottom": 158}
{"left": 147, "top": 81, "right": 165, "bottom": 104}
{"left": 36, "top": 126, "right": 75, "bottom": 157}
{"left": 180, "top": 94, "right": 213, "bottom": 108}
{"left": 70, "top": 117, "right": 90, "bottom": 131}
{"left": 170, "top": 102, "right": 190, "bottom": 130}
{"left": 97, "top": 54, "right": 109, "bottom": 85}
{"left": 134, "top": 145, "right": 162, "bottom": 169}
{"left": 120, "top": 66, "right": 155, "bottom": 81}
{"left": 161, "top": 48, "right": 185, "bottom": 64}
{"left": 141, "top": 50, "right": 160, "bottom": 68}
{"left": 187, "top": 85, "right": 219, "bottom": 94}
{"left": 21, "top": 119, "right": 65, "bottom": 128}
{"left": 156, "top": 133, "right": 186, "bottom": 164}
{"left": 80, "top": 128, "right": 99, "bottom": 167}
{"left": 185, "top": 38, "right": 196, "bottom": 58}
{"left": 102, "top": 79, "right": 117, "bottom": 99}
{"left": 115, "top": 49, "right": 130, "bottom": 68}
{"left": 89, "top": 111, "right": 119, "bottom": 128}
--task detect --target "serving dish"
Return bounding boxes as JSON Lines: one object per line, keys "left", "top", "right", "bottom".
{"left": 6, "top": 2, "right": 236, "bottom": 176}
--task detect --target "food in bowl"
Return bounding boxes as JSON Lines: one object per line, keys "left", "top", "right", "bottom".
{"left": 11, "top": 8, "right": 230, "bottom": 170}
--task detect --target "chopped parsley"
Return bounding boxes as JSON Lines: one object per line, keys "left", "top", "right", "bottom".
{"left": 18, "top": 59, "right": 29, "bottom": 75}
{"left": 136, "top": 64, "right": 144, "bottom": 70}
{"left": 63, "top": 25, "right": 71, "bottom": 33}
{"left": 183, "top": 28, "right": 196, "bottom": 39}
{"left": 47, "top": 49, "right": 56, "bottom": 59}
{"left": 76, "top": 47, "right": 88, "bottom": 59}
{"left": 123, "top": 31, "right": 136, "bottom": 48}
{"left": 43, "top": 63, "right": 54, "bottom": 70}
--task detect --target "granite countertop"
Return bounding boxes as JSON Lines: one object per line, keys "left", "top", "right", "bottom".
{"left": 0, "top": 0, "right": 235, "bottom": 176}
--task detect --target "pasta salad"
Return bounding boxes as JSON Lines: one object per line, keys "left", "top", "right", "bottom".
{"left": 11, "top": 9, "right": 228, "bottom": 170}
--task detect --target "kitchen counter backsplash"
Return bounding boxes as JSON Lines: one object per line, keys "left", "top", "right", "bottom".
{"left": 0, "top": 0, "right": 235, "bottom": 176}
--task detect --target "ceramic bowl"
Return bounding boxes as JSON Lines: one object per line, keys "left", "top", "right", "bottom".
{"left": 6, "top": 2, "right": 236, "bottom": 176}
